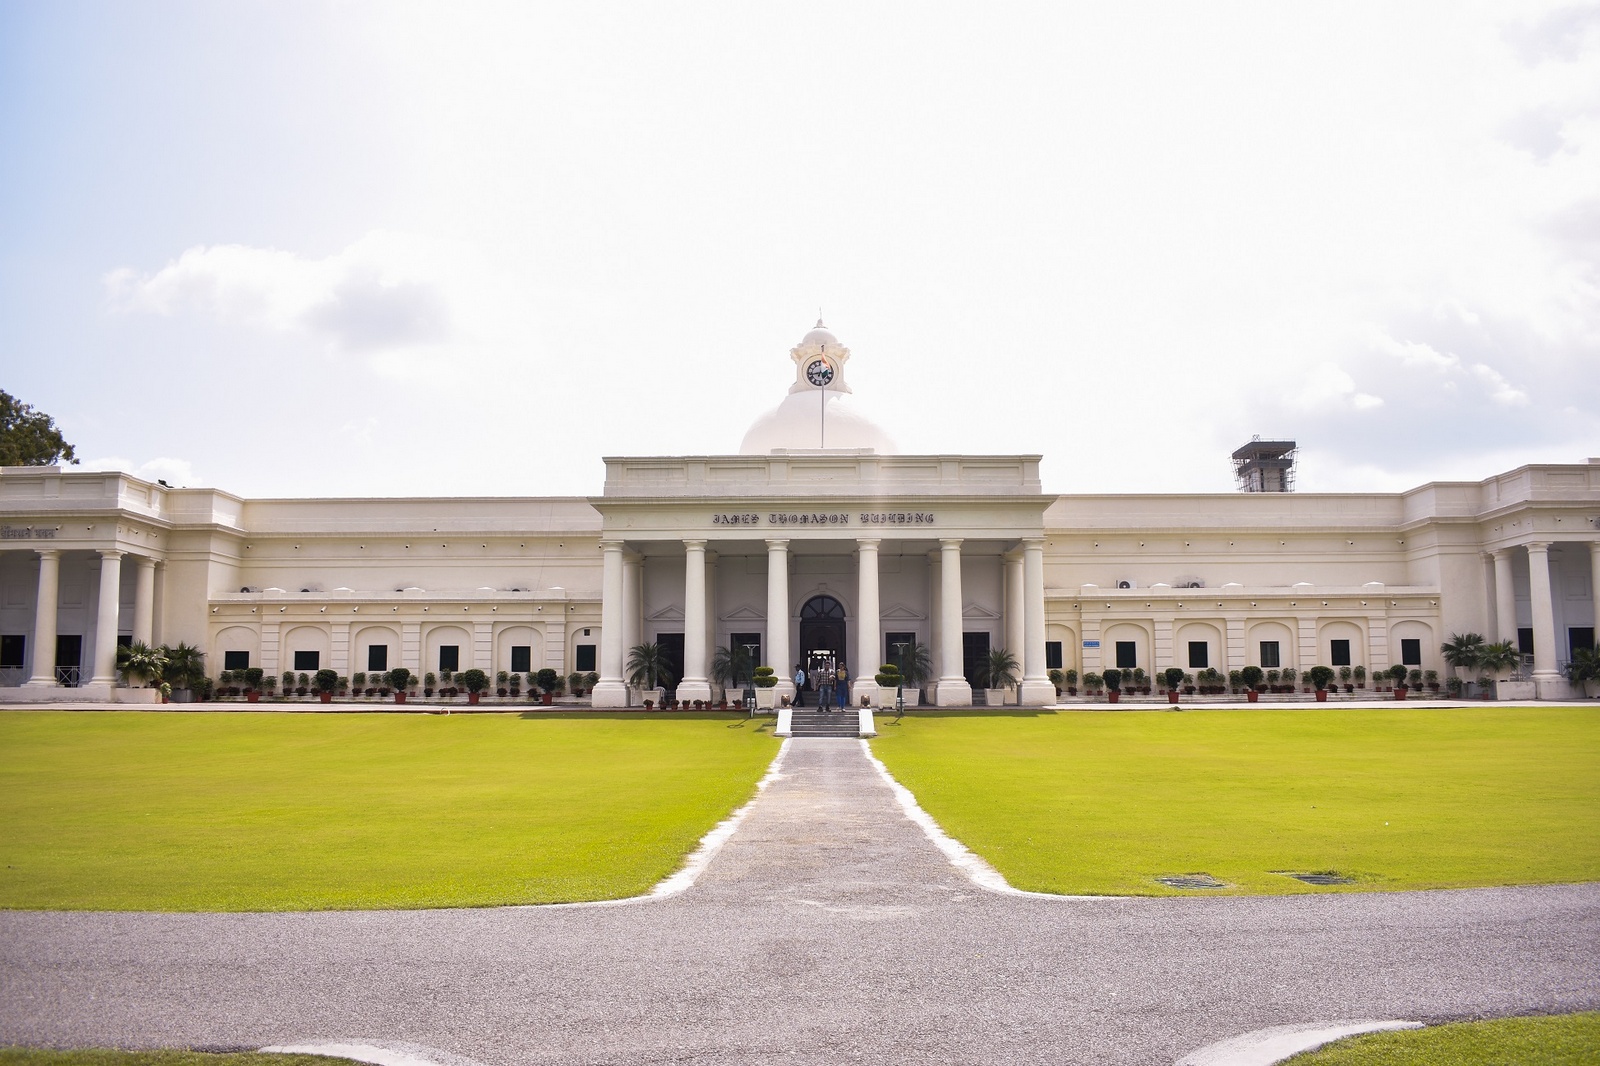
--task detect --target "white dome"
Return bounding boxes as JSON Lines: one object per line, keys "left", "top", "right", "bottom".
{"left": 740, "top": 390, "right": 897, "bottom": 454}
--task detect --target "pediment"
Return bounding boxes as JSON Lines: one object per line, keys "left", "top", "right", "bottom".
{"left": 647, "top": 605, "right": 685, "bottom": 622}
{"left": 962, "top": 602, "right": 1001, "bottom": 620}
{"left": 721, "top": 605, "right": 766, "bottom": 621}
{"left": 881, "top": 602, "right": 925, "bottom": 621}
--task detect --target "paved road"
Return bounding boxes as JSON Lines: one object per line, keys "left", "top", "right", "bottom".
{"left": 2, "top": 739, "right": 1596, "bottom": 1065}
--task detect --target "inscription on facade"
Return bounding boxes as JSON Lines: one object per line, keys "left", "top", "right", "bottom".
{"left": 0, "top": 525, "right": 57, "bottom": 540}
{"left": 709, "top": 512, "right": 936, "bottom": 527}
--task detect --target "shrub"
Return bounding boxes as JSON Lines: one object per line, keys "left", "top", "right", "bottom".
{"left": 387, "top": 668, "right": 412, "bottom": 692}
{"left": 1163, "top": 667, "right": 1185, "bottom": 691}
{"left": 460, "top": 669, "right": 490, "bottom": 694}
{"left": 1239, "top": 665, "right": 1264, "bottom": 691}
{"left": 874, "top": 663, "right": 902, "bottom": 687}
{"left": 752, "top": 666, "right": 778, "bottom": 688}
{"left": 1102, "top": 668, "right": 1122, "bottom": 692}
{"left": 313, "top": 669, "right": 338, "bottom": 695}
{"left": 1308, "top": 665, "right": 1336, "bottom": 691}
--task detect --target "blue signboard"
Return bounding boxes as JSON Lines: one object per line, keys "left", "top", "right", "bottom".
{"left": 1082, "top": 640, "right": 1101, "bottom": 648}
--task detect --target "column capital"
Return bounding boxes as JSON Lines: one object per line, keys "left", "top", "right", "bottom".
{"left": 599, "top": 539, "right": 626, "bottom": 552}
{"left": 683, "top": 538, "right": 707, "bottom": 550}
{"left": 135, "top": 553, "right": 158, "bottom": 569}
{"left": 98, "top": 548, "right": 126, "bottom": 559}
{"left": 765, "top": 538, "right": 790, "bottom": 550}
{"left": 34, "top": 546, "right": 60, "bottom": 560}
{"left": 939, "top": 537, "right": 963, "bottom": 550}
{"left": 856, "top": 537, "right": 881, "bottom": 550}
{"left": 1526, "top": 540, "right": 1553, "bottom": 553}
{"left": 1021, "top": 536, "right": 1046, "bottom": 549}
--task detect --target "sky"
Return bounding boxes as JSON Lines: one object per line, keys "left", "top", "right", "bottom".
{"left": 1, "top": 0, "right": 1596, "bottom": 499}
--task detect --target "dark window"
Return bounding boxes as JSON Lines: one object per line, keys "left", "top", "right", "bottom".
{"left": 223, "top": 649, "right": 250, "bottom": 671}
{"left": 885, "top": 632, "right": 917, "bottom": 668}
{"left": 1259, "top": 641, "right": 1280, "bottom": 668}
{"left": 438, "top": 645, "right": 460, "bottom": 672}
{"left": 510, "top": 645, "right": 531, "bottom": 673}
{"left": 1517, "top": 628, "right": 1534, "bottom": 656}
{"left": 1330, "top": 639, "right": 1351, "bottom": 667}
{"left": 1045, "top": 641, "right": 1063, "bottom": 669}
{"left": 0, "top": 635, "right": 24, "bottom": 669}
{"left": 1187, "top": 641, "right": 1208, "bottom": 668}
{"left": 116, "top": 634, "right": 132, "bottom": 648}
{"left": 1570, "top": 627, "right": 1595, "bottom": 658}
{"left": 1115, "top": 641, "right": 1137, "bottom": 669}
{"left": 293, "top": 650, "right": 320, "bottom": 671}
{"left": 656, "top": 632, "right": 685, "bottom": 690}
{"left": 731, "top": 632, "right": 761, "bottom": 674}
{"left": 962, "top": 632, "right": 990, "bottom": 689}
{"left": 1400, "top": 639, "right": 1421, "bottom": 666}
{"left": 367, "top": 644, "right": 388, "bottom": 671}
{"left": 575, "top": 644, "right": 596, "bottom": 672}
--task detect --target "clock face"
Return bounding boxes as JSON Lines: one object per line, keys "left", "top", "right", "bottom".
{"left": 806, "top": 359, "right": 834, "bottom": 387}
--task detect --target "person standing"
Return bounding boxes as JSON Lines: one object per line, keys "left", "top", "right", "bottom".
{"left": 793, "top": 664, "right": 807, "bottom": 707}
{"left": 817, "top": 662, "right": 833, "bottom": 712}
{"left": 835, "top": 663, "right": 850, "bottom": 710}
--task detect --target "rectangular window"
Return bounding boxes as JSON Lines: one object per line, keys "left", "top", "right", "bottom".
{"left": 1518, "top": 627, "right": 1534, "bottom": 656}
{"left": 575, "top": 644, "right": 596, "bottom": 672}
{"left": 367, "top": 644, "right": 388, "bottom": 671}
{"left": 1571, "top": 627, "right": 1596, "bottom": 657}
{"left": 1259, "top": 641, "right": 1280, "bottom": 668}
{"left": 223, "top": 649, "right": 249, "bottom": 671}
{"left": 1045, "top": 641, "right": 1063, "bottom": 670}
{"left": 117, "top": 634, "right": 132, "bottom": 648}
{"left": 0, "top": 635, "right": 24, "bottom": 669}
{"left": 885, "top": 632, "right": 917, "bottom": 669}
{"left": 1330, "top": 639, "right": 1351, "bottom": 667}
{"left": 438, "top": 645, "right": 460, "bottom": 672}
{"left": 1187, "top": 641, "right": 1208, "bottom": 669}
{"left": 510, "top": 645, "right": 531, "bottom": 673}
{"left": 731, "top": 632, "right": 762, "bottom": 674}
{"left": 1115, "top": 641, "right": 1136, "bottom": 669}
{"left": 293, "top": 650, "right": 320, "bottom": 671}
{"left": 1400, "top": 639, "right": 1421, "bottom": 666}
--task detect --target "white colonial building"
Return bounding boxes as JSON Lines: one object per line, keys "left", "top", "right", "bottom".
{"left": 3, "top": 321, "right": 1598, "bottom": 703}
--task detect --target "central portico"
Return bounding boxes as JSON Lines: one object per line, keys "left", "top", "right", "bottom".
{"left": 588, "top": 450, "right": 1056, "bottom": 708}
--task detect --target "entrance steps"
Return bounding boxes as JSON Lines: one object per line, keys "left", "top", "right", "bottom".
{"left": 785, "top": 707, "right": 861, "bottom": 738}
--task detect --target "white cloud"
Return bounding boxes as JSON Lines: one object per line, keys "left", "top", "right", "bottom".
{"left": 78, "top": 455, "right": 200, "bottom": 487}
{"left": 105, "top": 231, "right": 453, "bottom": 357}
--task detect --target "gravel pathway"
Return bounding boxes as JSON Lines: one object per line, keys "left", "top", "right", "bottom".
{"left": 2, "top": 738, "right": 1596, "bottom": 1065}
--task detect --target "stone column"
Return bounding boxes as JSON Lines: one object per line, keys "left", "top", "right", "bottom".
{"left": 1491, "top": 549, "right": 1517, "bottom": 646}
{"left": 1589, "top": 542, "right": 1600, "bottom": 650}
{"left": 132, "top": 556, "right": 156, "bottom": 646}
{"left": 678, "top": 540, "right": 711, "bottom": 703}
{"left": 853, "top": 538, "right": 881, "bottom": 706}
{"left": 592, "top": 540, "right": 628, "bottom": 708}
{"left": 766, "top": 539, "right": 794, "bottom": 704}
{"left": 24, "top": 549, "right": 60, "bottom": 687}
{"left": 622, "top": 554, "right": 642, "bottom": 661}
{"left": 89, "top": 549, "right": 125, "bottom": 687}
{"left": 1526, "top": 541, "right": 1560, "bottom": 684}
{"left": 1019, "top": 538, "right": 1054, "bottom": 706}
{"left": 934, "top": 539, "right": 972, "bottom": 706}
{"left": 1004, "top": 552, "right": 1025, "bottom": 697}
{"left": 704, "top": 550, "right": 719, "bottom": 697}
{"left": 927, "top": 549, "right": 943, "bottom": 680}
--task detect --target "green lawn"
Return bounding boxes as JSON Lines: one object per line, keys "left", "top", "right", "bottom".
{"left": 1284, "top": 1012, "right": 1600, "bottom": 1065}
{"left": 871, "top": 706, "right": 1600, "bottom": 895}
{"left": 0, "top": 711, "right": 776, "bottom": 911}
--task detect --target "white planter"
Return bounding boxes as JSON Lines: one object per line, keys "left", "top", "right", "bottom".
{"left": 900, "top": 688, "right": 921, "bottom": 707}
{"left": 877, "top": 685, "right": 899, "bottom": 709}
{"left": 755, "top": 686, "right": 777, "bottom": 710}
{"left": 985, "top": 688, "right": 1006, "bottom": 707}
{"left": 115, "top": 688, "right": 161, "bottom": 704}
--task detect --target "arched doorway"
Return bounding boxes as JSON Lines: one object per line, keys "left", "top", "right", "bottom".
{"left": 799, "top": 595, "right": 847, "bottom": 678}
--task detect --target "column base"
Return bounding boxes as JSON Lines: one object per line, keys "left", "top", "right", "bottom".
{"left": 773, "top": 680, "right": 796, "bottom": 705}
{"left": 676, "top": 680, "right": 712, "bottom": 704}
{"left": 22, "top": 676, "right": 56, "bottom": 688}
{"left": 933, "top": 678, "right": 973, "bottom": 707}
{"left": 590, "top": 680, "right": 629, "bottom": 709}
{"left": 1018, "top": 679, "right": 1057, "bottom": 706}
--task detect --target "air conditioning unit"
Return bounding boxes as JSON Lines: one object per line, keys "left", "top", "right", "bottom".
{"left": 239, "top": 586, "right": 261, "bottom": 593}
{"left": 1115, "top": 579, "right": 1134, "bottom": 590}
{"left": 1178, "top": 580, "right": 1205, "bottom": 589}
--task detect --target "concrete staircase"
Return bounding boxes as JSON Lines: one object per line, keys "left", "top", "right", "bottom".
{"left": 786, "top": 707, "right": 861, "bottom": 738}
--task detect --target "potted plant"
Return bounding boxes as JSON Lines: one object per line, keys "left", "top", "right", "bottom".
{"left": 293, "top": 672, "right": 307, "bottom": 697}
{"left": 1265, "top": 668, "right": 1280, "bottom": 693}
{"left": 159, "top": 643, "right": 206, "bottom": 703}
{"left": 439, "top": 669, "right": 454, "bottom": 697}
{"left": 567, "top": 671, "right": 586, "bottom": 697}
{"left": 1308, "top": 665, "right": 1336, "bottom": 701}
{"left": 509, "top": 672, "right": 522, "bottom": 697}
{"left": 626, "top": 643, "right": 673, "bottom": 707}
{"left": 423, "top": 672, "right": 436, "bottom": 697}
{"left": 1048, "top": 668, "right": 1066, "bottom": 697}
{"left": 1240, "top": 665, "right": 1263, "bottom": 703}
{"left": 218, "top": 669, "right": 233, "bottom": 697}
{"left": 495, "top": 670, "right": 509, "bottom": 697}
{"left": 1353, "top": 665, "right": 1366, "bottom": 689}
{"left": 281, "top": 671, "right": 295, "bottom": 698}
{"left": 1388, "top": 663, "right": 1409, "bottom": 700}
{"left": 1445, "top": 674, "right": 1465, "bottom": 698}
{"left": 243, "top": 667, "right": 264, "bottom": 702}
{"left": 711, "top": 644, "right": 755, "bottom": 704}
{"left": 312, "top": 668, "right": 338, "bottom": 703}
{"left": 979, "top": 647, "right": 1019, "bottom": 707}
{"left": 1163, "top": 666, "right": 1184, "bottom": 704}
{"left": 461, "top": 668, "right": 489, "bottom": 704}
{"left": 1338, "top": 665, "right": 1353, "bottom": 693}
{"left": 890, "top": 641, "right": 932, "bottom": 707}
{"left": 1131, "top": 667, "right": 1148, "bottom": 694}
{"left": 1565, "top": 646, "right": 1600, "bottom": 697}
{"left": 752, "top": 665, "right": 779, "bottom": 709}
{"left": 874, "top": 663, "right": 902, "bottom": 709}
{"left": 1227, "top": 668, "right": 1242, "bottom": 694}
{"left": 1282, "top": 667, "right": 1299, "bottom": 693}
{"left": 352, "top": 672, "right": 367, "bottom": 697}
{"left": 1424, "top": 669, "right": 1440, "bottom": 693}
{"left": 115, "top": 640, "right": 168, "bottom": 702}
{"left": 537, "top": 669, "right": 559, "bottom": 704}
{"left": 1083, "top": 671, "right": 1103, "bottom": 697}
{"left": 584, "top": 671, "right": 599, "bottom": 693}
{"left": 1441, "top": 633, "right": 1486, "bottom": 693}
{"left": 337, "top": 675, "right": 349, "bottom": 696}
{"left": 1478, "top": 640, "right": 1522, "bottom": 698}
{"left": 1062, "top": 668, "right": 1078, "bottom": 696}
{"left": 386, "top": 667, "right": 411, "bottom": 703}
{"left": 1102, "top": 667, "right": 1121, "bottom": 704}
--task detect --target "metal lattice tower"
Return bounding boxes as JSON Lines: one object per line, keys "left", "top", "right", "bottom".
{"left": 1232, "top": 437, "right": 1297, "bottom": 493}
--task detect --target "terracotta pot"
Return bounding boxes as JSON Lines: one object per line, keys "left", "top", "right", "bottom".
{"left": 1107, "top": 691, "right": 1120, "bottom": 703}
{"left": 1247, "top": 690, "right": 1259, "bottom": 703}
{"left": 395, "top": 692, "right": 406, "bottom": 704}
{"left": 1167, "top": 691, "right": 1180, "bottom": 704}
{"left": 1393, "top": 686, "right": 1407, "bottom": 701}
{"left": 1315, "top": 690, "right": 1328, "bottom": 702}
{"left": 468, "top": 692, "right": 481, "bottom": 704}
{"left": 542, "top": 693, "right": 552, "bottom": 705}
{"left": 320, "top": 692, "right": 332, "bottom": 703}
{"left": 247, "top": 692, "right": 259, "bottom": 703}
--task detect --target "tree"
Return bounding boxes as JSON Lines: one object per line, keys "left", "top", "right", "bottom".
{"left": 978, "top": 647, "right": 1019, "bottom": 690}
{"left": 626, "top": 643, "right": 674, "bottom": 690}
{"left": 0, "top": 390, "right": 77, "bottom": 467}
{"left": 1477, "top": 641, "right": 1521, "bottom": 678}
{"left": 710, "top": 644, "right": 754, "bottom": 691}
{"left": 116, "top": 641, "right": 167, "bottom": 688}
{"left": 1440, "top": 633, "right": 1486, "bottom": 680}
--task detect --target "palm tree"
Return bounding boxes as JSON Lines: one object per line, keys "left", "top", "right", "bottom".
{"left": 1440, "top": 633, "right": 1485, "bottom": 681}
{"left": 978, "top": 647, "right": 1020, "bottom": 690}
{"left": 116, "top": 641, "right": 167, "bottom": 688}
{"left": 626, "top": 643, "right": 674, "bottom": 690}
{"left": 159, "top": 642, "right": 206, "bottom": 696}
{"left": 1477, "top": 640, "right": 1521, "bottom": 678}
{"left": 890, "top": 640, "right": 933, "bottom": 690}
{"left": 710, "top": 644, "right": 754, "bottom": 692}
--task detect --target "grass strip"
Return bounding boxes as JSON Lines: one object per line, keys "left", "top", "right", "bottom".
{"left": 0, "top": 711, "right": 776, "bottom": 910}
{"left": 870, "top": 706, "right": 1600, "bottom": 895}
{"left": 1283, "top": 1011, "right": 1600, "bottom": 1064}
